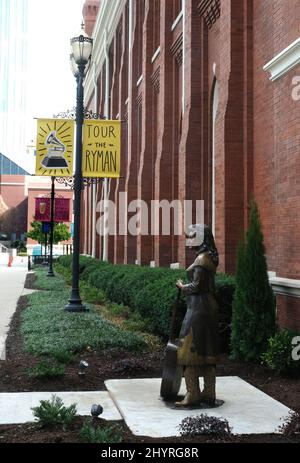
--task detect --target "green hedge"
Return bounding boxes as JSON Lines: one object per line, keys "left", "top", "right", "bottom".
{"left": 58, "top": 255, "right": 235, "bottom": 349}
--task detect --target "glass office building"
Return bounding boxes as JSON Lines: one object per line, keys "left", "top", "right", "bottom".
{"left": 0, "top": 152, "right": 29, "bottom": 175}
{"left": 0, "top": 0, "right": 29, "bottom": 169}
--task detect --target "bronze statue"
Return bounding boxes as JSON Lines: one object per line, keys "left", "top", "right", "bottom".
{"left": 175, "top": 224, "right": 220, "bottom": 407}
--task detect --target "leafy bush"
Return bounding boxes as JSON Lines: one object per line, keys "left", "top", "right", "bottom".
{"left": 80, "top": 281, "right": 106, "bottom": 305}
{"left": 27, "top": 360, "right": 65, "bottom": 378}
{"left": 179, "top": 414, "right": 232, "bottom": 438}
{"left": 261, "top": 329, "right": 300, "bottom": 375}
{"left": 31, "top": 395, "right": 77, "bottom": 429}
{"left": 230, "top": 200, "right": 276, "bottom": 361}
{"left": 11, "top": 239, "right": 27, "bottom": 252}
{"left": 57, "top": 255, "right": 236, "bottom": 347}
{"left": 79, "top": 419, "right": 123, "bottom": 443}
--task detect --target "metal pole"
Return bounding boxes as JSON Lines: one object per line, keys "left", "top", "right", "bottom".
{"left": 47, "top": 176, "right": 55, "bottom": 277}
{"left": 44, "top": 232, "right": 47, "bottom": 263}
{"left": 65, "top": 65, "right": 87, "bottom": 312}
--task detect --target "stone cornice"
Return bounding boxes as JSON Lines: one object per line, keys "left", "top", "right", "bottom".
{"left": 263, "top": 36, "right": 300, "bottom": 81}
{"left": 269, "top": 276, "right": 300, "bottom": 298}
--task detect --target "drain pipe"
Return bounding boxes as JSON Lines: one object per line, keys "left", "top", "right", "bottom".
{"left": 92, "top": 61, "right": 98, "bottom": 258}
{"left": 102, "top": 28, "right": 110, "bottom": 261}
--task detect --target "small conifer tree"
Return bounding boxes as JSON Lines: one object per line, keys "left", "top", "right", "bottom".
{"left": 230, "top": 200, "right": 276, "bottom": 361}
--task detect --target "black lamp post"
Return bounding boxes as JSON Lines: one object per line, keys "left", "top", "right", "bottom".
{"left": 65, "top": 27, "right": 93, "bottom": 312}
{"left": 47, "top": 176, "right": 55, "bottom": 277}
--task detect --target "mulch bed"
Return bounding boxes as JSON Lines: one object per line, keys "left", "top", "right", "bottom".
{"left": 0, "top": 272, "right": 299, "bottom": 443}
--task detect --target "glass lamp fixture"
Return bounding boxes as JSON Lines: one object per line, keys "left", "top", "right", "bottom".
{"left": 70, "top": 53, "right": 91, "bottom": 78}
{"left": 70, "top": 53, "right": 79, "bottom": 77}
{"left": 70, "top": 28, "right": 93, "bottom": 65}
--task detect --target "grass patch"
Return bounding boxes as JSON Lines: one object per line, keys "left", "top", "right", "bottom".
{"left": 21, "top": 268, "right": 147, "bottom": 357}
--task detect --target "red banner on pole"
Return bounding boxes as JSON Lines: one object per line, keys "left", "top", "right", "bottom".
{"left": 35, "top": 197, "right": 70, "bottom": 223}
{"left": 54, "top": 198, "right": 70, "bottom": 222}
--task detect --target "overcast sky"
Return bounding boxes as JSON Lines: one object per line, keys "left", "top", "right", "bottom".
{"left": 26, "top": 0, "right": 84, "bottom": 172}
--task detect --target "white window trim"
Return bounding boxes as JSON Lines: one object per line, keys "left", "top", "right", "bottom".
{"left": 263, "top": 36, "right": 300, "bottom": 81}
{"left": 151, "top": 46, "right": 160, "bottom": 63}
{"left": 136, "top": 74, "right": 143, "bottom": 88}
{"left": 171, "top": 10, "right": 183, "bottom": 31}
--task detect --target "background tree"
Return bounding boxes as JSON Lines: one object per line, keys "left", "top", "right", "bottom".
{"left": 26, "top": 221, "right": 71, "bottom": 245}
{"left": 230, "top": 200, "right": 276, "bottom": 362}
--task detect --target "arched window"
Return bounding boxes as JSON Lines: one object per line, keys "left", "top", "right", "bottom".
{"left": 212, "top": 78, "right": 218, "bottom": 236}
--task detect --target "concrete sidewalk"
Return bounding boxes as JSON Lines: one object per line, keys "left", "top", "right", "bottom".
{"left": 0, "top": 258, "right": 29, "bottom": 360}
{"left": 0, "top": 391, "right": 122, "bottom": 425}
{"left": 105, "top": 377, "right": 292, "bottom": 437}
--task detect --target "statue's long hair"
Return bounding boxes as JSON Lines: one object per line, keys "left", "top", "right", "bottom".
{"left": 197, "top": 225, "right": 219, "bottom": 267}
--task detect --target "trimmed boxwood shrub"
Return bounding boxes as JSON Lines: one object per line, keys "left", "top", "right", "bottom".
{"left": 58, "top": 256, "right": 236, "bottom": 349}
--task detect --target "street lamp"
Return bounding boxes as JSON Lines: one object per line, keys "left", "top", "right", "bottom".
{"left": 65, "top": 26, "right": 93, "bottom": 313}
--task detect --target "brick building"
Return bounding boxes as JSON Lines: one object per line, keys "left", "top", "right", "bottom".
{"left": 0, "top": 153, "right": 29, "bottom": 241}
{"left": 0, "top": 153, "right": 73, "bottom": 253}
{"left": 26, "top": 177, "right": 73, "bottom": 255}
{"left": 81, "top": 0, "right": 300, "bottom": 330}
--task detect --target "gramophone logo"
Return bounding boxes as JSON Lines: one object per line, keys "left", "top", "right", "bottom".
{"left": 42, "top": 131, "right": 68, "bottom": 168}
{"left": 35, "top": 118, "right": 74, "bottom": 177}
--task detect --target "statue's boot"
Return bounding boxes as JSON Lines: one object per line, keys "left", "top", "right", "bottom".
{"left": 200, "top": 365, "right": 216, "bottom": 405}
{"left": 175, "top": 367, "right": 201, "bottom": 406}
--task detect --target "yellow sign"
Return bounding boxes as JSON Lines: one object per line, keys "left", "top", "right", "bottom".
{"left": 82, "top": 120, "right": 121, "bottom": 178}
{"left": 35, "top": 118, "right": 74, "bottom": 177}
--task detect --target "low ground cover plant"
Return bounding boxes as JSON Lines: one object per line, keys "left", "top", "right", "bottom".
{"left": 27, "top": 360, "right": 66, "bottom": 379}
{"left": 21, "top": 269, "right": 147, "bottom": 359}
{"left": 79, "top": 419, "right": 123, "bottom": 443}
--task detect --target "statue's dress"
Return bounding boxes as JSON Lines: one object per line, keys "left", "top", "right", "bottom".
{"left": 177, "top": 252, "right": 220, "bottom": 366}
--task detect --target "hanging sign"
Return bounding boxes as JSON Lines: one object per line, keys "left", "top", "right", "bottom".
{"left": 34, "top": 197, "right": 70, "bottom": 222}
{"left": 54, "top": 198, "right": 70, "bottom": 222}
{"left": 82, "top": 120, "right": 121, "bottom": 178}
{"left": 35, "top": 198, "right": 51, "bottom": 222}
{"left": 35, "top": 118, "right": 74, "bottom": 177}
{"left": 42, "top": 222, "right": 51, "bottom": 234}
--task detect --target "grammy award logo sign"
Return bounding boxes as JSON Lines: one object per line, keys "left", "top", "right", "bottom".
{"left": 35, "top": 118, "right": 74, "bottom": 177}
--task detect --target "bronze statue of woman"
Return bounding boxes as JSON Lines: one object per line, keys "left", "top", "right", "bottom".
{"left": 175, "top": 224, "right": 220, "bottom": 407}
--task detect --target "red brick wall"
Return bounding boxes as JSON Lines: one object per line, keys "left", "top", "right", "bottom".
{"left": 84, "top": 0, "right": 300, "bottom": 330}
{"left": 277, "top": 295, "right": 300, "bottom": 332}
{"left": 253, "top": 0, "right": 300, "bottom": 281}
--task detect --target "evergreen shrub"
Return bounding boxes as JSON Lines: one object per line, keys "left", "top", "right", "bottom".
{"left": 230, "top": 200, "right": 276, "bottom": 362}
{"left": 58, "top": 255, "right": 235, "bottom": 346}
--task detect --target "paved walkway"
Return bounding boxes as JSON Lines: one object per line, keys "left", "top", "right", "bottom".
{"left": 105, "top": 377, "right": 292, "bottom": 437}
{"left": 0, "top": 257, "right": 28, "bottom": 360}
{"left": 0, "top": 391, "right": 121, "bottom": 425}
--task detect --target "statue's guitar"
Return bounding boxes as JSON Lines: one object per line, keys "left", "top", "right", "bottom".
{"left": 160, "top": 288, "right": 185, "bottom": 400}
